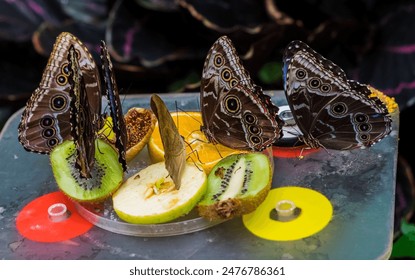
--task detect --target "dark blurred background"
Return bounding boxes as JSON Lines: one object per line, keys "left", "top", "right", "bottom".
{"left": 1, "top": 0, "right": 415, "bottom": 258}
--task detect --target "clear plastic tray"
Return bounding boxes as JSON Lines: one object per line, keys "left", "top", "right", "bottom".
{"left": 75, "top": 201, "right": 224, "bottom": 237}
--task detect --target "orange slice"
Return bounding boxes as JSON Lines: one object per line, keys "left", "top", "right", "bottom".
{"left": 147, "top": 111, "right": 244, "bottom": 174}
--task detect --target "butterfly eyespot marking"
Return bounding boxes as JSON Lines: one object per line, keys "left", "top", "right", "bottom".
{"left": 42, "top": 128, "right": 56, "bottom": 138}
{"left": 74, "top": 48, "right": 82, "bottom": 59}
{"left": 221, "top": 68, "right": 232, "bottom": 81}
{"left": 56, "top": 74, "right": 68, "bottom": 86}
{"left": 308, "top": 78, "right": 321, "bottom": 89}
{"left": 224, "top": 95, "right": 241, "bottom": 114}
{"left": 61, "top": 63, "right": 69, "bottom": 75}
{"left": 358, "top": 123, "right": 371, "bottom": 132}
{"left": 359, "top": 133, "right": 370, "bottom": 142}
{"left": 50, "top": 95, "right": 68, "bottom": 111}
{"left": 214, "top": 54, "right": 224, "bottom": 67}
{"left": 40, "top": 116, "right": 54, "bottom": 127}
{"left": 354, "top": 113, "right": 369, "bottom": 123}
{"left": 244, "top": 113, "right": 256, "bottom": 124}
{"left": 321, "top": 84, "right": 331, "bottom": 93}
{"left": 230, "top": 79, "right": 238, "bottom": 87}
{"left": 295, "top": 69, "right": 306, "bottom": 79}
{"left": 250, "top": 135, "right": 262, "bottom": 144}
{"left": 48, "top": 138, "right": 58, "bottom": 147}
{"left": 331, "top": 102, "right": 348, "bottom": 116}
{"left": 249, "top": 125, "right": 261, "bottom": 135}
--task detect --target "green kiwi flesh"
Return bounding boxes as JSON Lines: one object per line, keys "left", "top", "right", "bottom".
{"left": 198, "top": 152, "right": 272, "bottom": 221}
{"left": 50, "top": 139, "right": 124, "bottom": 202}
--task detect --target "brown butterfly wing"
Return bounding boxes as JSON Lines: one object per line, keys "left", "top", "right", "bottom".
{"left": 18, "top": 88, "right": 72, "bottom": 153}
{"left": 200, "top": 36, "right": 283, "bottom": 150}
{"left": 201, "top": 36, "right": 255, "bottom": 143}
{"left": 100, "top": 40, "right": 127, "bottom": 172}
{"left": 207, "top": 84, "right": 282, "bottom": 151}
{"left": 283, "top": 40, "right": 392, "bottom": 150}
{"left": 18, "top": 32, "right": 101, "bottom": 153}
{"left": 68, "top": 45, "right": 96, "bottom": 178}
{"left": 150, "top": 94, "right": 186, "bottom": 189}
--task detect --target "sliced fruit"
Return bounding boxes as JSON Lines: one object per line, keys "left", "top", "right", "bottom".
{"left": 113, "top": 162, "right": 207, "bottom": 224}
{"left": 124, "top": 107, "right": 157, "bottom": 162}
{"left": 198, "top": 152, "right": 272, "bottom": 221}
{"left": 148, "top": 111, "right": 244, "bottom": 174}
{"left": 150, "top": 94, "right": 186, "bottom": 189}
{"left": 98, "top": 116, "right": 116, "bottom": 142}
{"left": 50, "top": 139, "right": 124, "bottom": 202}
{"left": 98, "top": 108, "right": 157, "bottom": 162}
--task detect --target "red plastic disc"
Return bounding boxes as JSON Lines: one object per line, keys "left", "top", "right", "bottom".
{"left": 16, "top": 191, "right": 93, "bottom": 242}
{"left": 272, "top": 145, "right": 319, "bottom": 158}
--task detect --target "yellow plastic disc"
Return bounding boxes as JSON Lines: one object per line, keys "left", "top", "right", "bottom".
{"left": 242, "top": 186, "right": 333, "bottom": 241}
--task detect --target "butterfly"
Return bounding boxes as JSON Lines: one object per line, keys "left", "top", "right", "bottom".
{"left": 100, "top": 40, "right": 127, "bottom": 172}
{"left": 150, "top": 94, "right": 186, "bottom": 189}
{"left": 67, "top": 44, "right": 97, "bottom": 178}
{"left": 18, "top": 32, "right": 102, "bottom": 154}
{"left": 283, "top": 40, "right": 392, "bottom": 150}
{"left": 200, "top": 35, "right": 284, "bottom": 151}
{"left": 18, "top": 32, "right": 128, "bottom": 171}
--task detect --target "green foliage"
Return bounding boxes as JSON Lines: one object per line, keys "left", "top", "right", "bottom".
{"left": 168, "top": 71, "right": 200, "bottom": 92}
{"left": 258, "top": 61, "right": 282, "bottom": 85}
{"left": 391, "top": 219, "right": 415, "bottom": 259}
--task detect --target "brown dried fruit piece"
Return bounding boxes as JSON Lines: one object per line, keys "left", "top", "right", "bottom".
{"left": 124, "top": 107, "right": 157, "bottom": 162}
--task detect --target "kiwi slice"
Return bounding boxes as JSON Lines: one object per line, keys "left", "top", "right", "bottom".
{"left": 112, "top": 162, "right": 207, "bottom": 224}
{"left": 198, "top": 152, "right": 272, "bottom": 221}
{"left": 50, "top": 139, "right": 124, "bottom": 202}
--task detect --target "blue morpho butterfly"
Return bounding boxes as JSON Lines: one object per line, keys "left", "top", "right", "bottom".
{"left": 67, "top": 44, "right": 97, "bottom": 178}
{"left": 282, "top": 40, "right": 392, "bottom": 150}
{"left": 100, "top": 40, "right": 127, "bottom": 172}
{"left": 200, "top": 35, "right": 284, "bottom": 151}
{"left": 68, "top": 42, "right": 128, "bottom": 178}
{"left": 18, "top": 32, "right": 127, "bottom": 173}
{"left": 18, "top": 32, "right": 102, "bottom": 154}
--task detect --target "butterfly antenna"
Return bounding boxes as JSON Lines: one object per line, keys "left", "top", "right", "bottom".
{"left": 97, "top": 117, "right": 114, "bottom": 142}
{"left": 119, "top": 87, "right": 129, "bottom": 107}
{"left": 185, "top": 132, "right": 224, "bottom": 159}
{"left": 185, "top": 152, "right": 204, "bottom": 172}
{"left": 184, "top": 138, "right": 205, "bottom": 165}
{"left": 213, "top": 141, "right": 224, "bottom": 158}
{"left": 176, "top": 105, "right": 203, "bottom": 127}
{"left": 321, "top": 145, "right": 331, "bottom": 156}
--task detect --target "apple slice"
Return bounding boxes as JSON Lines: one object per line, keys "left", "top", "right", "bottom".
{"left": 112, "top": 162, "right": 207, "bottom": 224}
